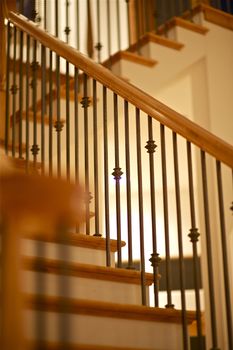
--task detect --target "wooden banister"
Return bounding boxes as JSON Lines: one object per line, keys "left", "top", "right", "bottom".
{"left": 7, "top": 11, "right": 233, "bottom": 168}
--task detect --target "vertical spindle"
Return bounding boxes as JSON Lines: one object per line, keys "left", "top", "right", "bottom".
{"left": 146, "top": 116, "right": 160, "bottom": 307}
{"left": 55, "top": 55, "right": 62, "bottom": 177}
{"left": 172, "top": 132, "right": 188, "bottom": 350}
{"left": 103, "top": 86, "right": 111, "bottom": 266}
{"left": 55, "top": 0, "right": 59, "bottom": 37}
{"left": 117, "top": 0, "right": 121, "bottom": 51}
{"left": 216, "top": 160, "right": 233, "bottom": 349}
{"left": 65, "top": 0, "right": 70, "bottom": 43}
{"left": 107, "top": 0, "right": 112, "bottom": 67}
{"left": 31, "top": 39, "right": 39, "bottom": 167}
{"left": 76, "top": 0, "right": 80, "bottom": 50}
{"left": 18, "top": 30, "right": 24, "bottom": 159}
{"left": 48, "top": 50, "right": 53, "bottom": 176}
{"left": 44, "top": 0, "right": 47, "bottom": 30}
{"left": 136, "top": 108, "right": 146, "bottom": 305}
{"left": 66, "top": 60, "right": 70, "bottom": 181}
{"left": 124, "top": 100, "right": 133, "bottom": 269}
{"left": 95, "top": 0, "right": 102, "bottom": 63}
{"left": 41, "top": 45, "right": 46, "bottom": 174}
{"left": 11, "top": 26, "right": 17, "bottom": 158}
{"left": 112, "top": 93, "right": 123, "bottom": 267}
{"left": 25, "top": 34, "right": 30, "bottom": 172}
{"left": 186, "top": 141, "right": 203, "bottom": 349}
{"left": 125, "top": 0, "right": 131, "bottom": 47}
{"left": 201, "top": 150, "right": 219, "bottom": 349}
{"left": 74, "top": 67, "right": 79, "bottom": 233}
{"left": 5, "top": 22, "right": 11, "bottom": 155}
{"left": 160, "top": 124, "right": 174, "bottom": 309}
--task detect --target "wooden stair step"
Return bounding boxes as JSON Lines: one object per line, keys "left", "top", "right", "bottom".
{"left": 27, "top": 232, "right": 125, "bottom": 252}
{"left": 28, "top": 341, "right": 154, "bottom": 350}
{"left": 170, "top": 17, "right": 209, "bottom": 35}
{"left": 128, "top": 32, "right": 184, "bottom": 53}
{"left": 23, "top": 256, "right": 154, "bottom": 286}
{"left": 26, "top": 295, "right": 196, "bottom": 324}
{"left": 200, "top": 4, "right": 233, "bottom": 31}
{"left": 103, "top": 51, "right": 157, "bottom": 68}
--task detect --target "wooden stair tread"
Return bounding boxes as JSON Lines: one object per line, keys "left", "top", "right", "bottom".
{"left": 25, "top": 295, "right": 196, "bottom": 324}
{"left": 23, "top": 256, "right": 155, "bottom": 286}
{"left": 103, "top": 51, "right": 157, "bottom": 68}
{"left": 200, "top": 4, "right": 233, "bottom": 31}
{"left": 7, "top": 156, "right": 41, "bottom": 171}
{"left": 170, "top": 17, "right": 209, "bottom": 35}
{"left": 128, "top": 32, "right": 184, "bottom": 52}
{"left": 28, "top": 232, "right": 126, "bottom": 252}
{"left": 28, "top": 341, "right": 154, "bottom": 350}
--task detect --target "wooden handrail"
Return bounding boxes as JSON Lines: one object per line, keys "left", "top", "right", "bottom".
{"left": 7, "top": 11, "right": 233, "bottom": 168}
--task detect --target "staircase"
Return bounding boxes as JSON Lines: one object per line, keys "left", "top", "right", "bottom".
{"left": 0, "top": 1, "right": 233, "bottom": 350}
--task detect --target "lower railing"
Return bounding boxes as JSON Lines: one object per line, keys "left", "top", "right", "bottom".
{"left": 1, "top": 9, "right": 233, "bottom": 350}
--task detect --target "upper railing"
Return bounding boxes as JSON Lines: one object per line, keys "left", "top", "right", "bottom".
{"left": 2, "top": 4, "right": 233, "bottom": 350}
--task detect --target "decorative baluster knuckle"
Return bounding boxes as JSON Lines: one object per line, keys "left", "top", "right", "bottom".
{"left": 54, "top": 120, "right": 64, "bottom": 132}
{"left": 188, "top": 228, "right": 200, "bottom": 243}
{"left": 81, "top": 96, "right": 91, "bottom": 108}
{"left": 10, "top": 84, "right": 18, "bottom": 95}
{"left": 149, "top": 252, "right": 161, "bottom": 268}
{"left": 30, "top": 144, "right": 40, "bottom": 156}
{"left": 112, "top": 167, "right": 123, "bottom": 181}
{"left": 230, "top": 201, "right": 233, "bottom": 213}
{"left": 64, "top": 26, "right": 71, "bottom": 36}
{"left": 31, "top": 61, "right": 39, "bottom": 71}
{"left": 95, "top": 42, "right": 103, "bottom": 51}
{"left": 145, "top": 140, "right": 157, "bottom": 153}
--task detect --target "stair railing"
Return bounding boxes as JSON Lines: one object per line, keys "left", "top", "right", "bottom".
{"left": 3, "top": 9, "right": 233, "bottom": 350}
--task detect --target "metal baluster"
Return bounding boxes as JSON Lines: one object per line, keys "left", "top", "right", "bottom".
{"left": 201, "top": 150, "right": 219, "bottom": 349}
{"left": 5, "top": 22, "right": 11, "bottom": 155}
{"left": 18, "top": 30, "right": 24, "bottom": 159}
{"left": 160, "top": 124, "right": 174, "bottom": 308}
{"left": 55, "top": 55, "right": 62, "bottom": 177}
{"left": 55, "top": 0, "right": 59, "bottom": 37}
{"left": 103, "top": 86, "right": 111, "bottom": 266}
{"left": 216, "top": 160, "right": 233, "bottom": 349}
{"left": 44, "top": 0, "right": 47, "bottom": 30}
{"left": 112, "top": 93, "right": 123, "bottom": 267}
{"left": 135, "top": 108, "right": 146, "bottom": 305}
{"left": 93, "top": 80, "right": 101, "bottom": 237}
{"left": 48, "top": 50, "right": 53, "bottom": 176}
{"left": 117, "top": 0, "right": 121, "bottom": 51}
{"left": 107, "top": 0, "right": 112, "bottom": 68}
{"left": 74, "top": 67, "right": 80, "bottom": 233}
{"left": 146, "top": 116, "right": 160, "bottom": 307}
{"left": 31, "top": 39, "right": 39, "bottom": 168}
{"left": 25, "top": 34, "right": 30, "bottom": 172}
{"left": 186, "top": 141, "right": 203, "bottom": 349}
{"left": 135, "top": 0, "right": 141, "bottom": 53}
{"left": 66, "top": 61, "right": 70, "bottom": 181}
{"left": 11, "top": 26, "right": 17, "bottom": 158}
{"left": 172, "top": 132, "right": 188, "bottom": 350}
{"left": 95, "top": 0, "right": 102, "bottom": 63}
{"left": 124, "top": 100, "right": 133, "bottom": 269}
{"left": 41, "top": 45, "right": 46, "bottom": 174}
{"left": 81, "top": 74, "right": 91, "bottom": 235}
{"left": 65, "top": 0, "right": 70, "bottom": 43}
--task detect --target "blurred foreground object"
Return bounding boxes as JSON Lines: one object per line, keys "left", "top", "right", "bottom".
{"left": 0, "top": 153, "right": 85, "bottom": 350}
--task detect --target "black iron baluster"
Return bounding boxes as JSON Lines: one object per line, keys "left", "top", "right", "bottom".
{"left": 55, "top": 55, "right": 62, "bottom": 178}
{"left": 93, "top": 80, "right": 101, "bottom": 237}
{"left": 74, "top": 67, "right": 80, "bottom": 233}
{"left": 201, "top": 150, "right": 219, "bottom": 350}
{"left": 103, "top": 86, "right": 111, "bottom": 266}
{"left": 48, "top": 50, "right": 53, "bottom": 176}
{"left": 216, "top": 160, "right": 233, "bottom": 349}
{"left": 112, "top": 93, "right": 123, "bottom": 268}
{"left": 160, "top": 124, "right": 174, "bottom": 309}
{"left": 31, "top": 39, "right": 39, "bottom": 168}
{"left": 124, "top": 100, "right": 133, "bottom": 269}
{"left": 76, "top": 0, "right": 80, "bottom": 50}
{"left": 5, "top": 22, "right": 11, "bottom": 155}
{"left": 66, "top": 60, "right": 70, "bottom": 181}
{"left": 146, "top": 116, "right": 160, "bottom": 307}
{"left": 135, "top": 108, "right": 146, "bottom": 305}
{"left": 172, "top": 132, "right": 188, "bottom": 350}
{"left": 44, "top": 0, "right": 47, "bottom": 30}
{"left": 117, "top": 0, "right": 121, "bottom": 51}
{"left": 186, "top": 141, "right": 203, "bottom": 349}
{"left": 81, "top": 74, "right": 91, "bottom": 235}
{"left": 25, "top": 34, "right": 30, "bottom": 172}
{"left": 41, "top": 45, "right": 46, "bottom": 174}
{"left": 55, "top": 0, "right": 59, "bottom": 37}
{"left": 65, "top": 0, "right": 70, "bottom": 43}
{"left": 135, "top": 0, "right": 141, "bottom": 53}
{"left": 18, "top": 30, "right": 24, "bottom": 159}
{"left": 95, "top": 0, "right": 102, "bottom": 63}
{"left": 11, "top": 26, "right": 18, "bottom": 158}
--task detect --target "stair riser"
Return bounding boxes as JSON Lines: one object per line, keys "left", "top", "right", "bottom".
{"left": 23, "top": 271, "right": 149, "bottom": 305}
{"left": 24, "top": 311, "right": 183, "bottom": 350}
{"left": 23, "top": 239, "right": 115, "bottom": 267}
